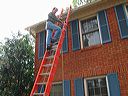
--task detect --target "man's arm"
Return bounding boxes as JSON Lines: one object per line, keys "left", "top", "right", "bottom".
{"left": 49, "top": 12, "right": 62, "bottom": 23}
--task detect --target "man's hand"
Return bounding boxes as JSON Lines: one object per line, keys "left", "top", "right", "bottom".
{"left": 59, "top": 16, "right": 63, "bottom": 20}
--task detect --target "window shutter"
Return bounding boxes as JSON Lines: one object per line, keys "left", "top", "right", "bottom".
{"left": 62, "top": 28, "right": 68, "bottom": 53}
{"left": 115, "top": 4, "right": 128, "bottom": 39}
{"left": 107, "top": 73, "right": 121, "bottom": 96}
{"left": 98, "top": 10, "right": 111, "bottom": 44}
{"left": 38, "top": 31, "right": 46, "bottom": 59}
{"left": 63, "top": 80, "right": 70, "bottom": 96}
{"left": 74, "top": 78, "right": 84, "bottom": 96}
{"left": 71, "top": 19, "right": 80, "bottom": 51}
{"left": 38, "top": 85, "right": 45, "bottom": 93}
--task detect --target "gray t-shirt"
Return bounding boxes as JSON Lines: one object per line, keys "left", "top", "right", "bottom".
{"left": 47, "top": 12, "right": 61, "bottom": 24}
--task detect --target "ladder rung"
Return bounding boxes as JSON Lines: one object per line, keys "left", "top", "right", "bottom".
{"left": 40, "top": 72, "right": 50, "bottom": 76}
{"left": 46, "top": 55, "right": 54, "bottom": 59}
{"left": 33, "top": 93, "right": 44, "bottom": 95}
{"left": 52, "top": 45, "right": 57, "bottom": 49}
{"left": 30, "top": 7, "right": 71, "bottom": 96}
{"left": 51, "top": 47, "right": 56, "bottom": 51}
{"left": 43, "top": 64, "right": 52, "bottom": 67}
{"left": 36, "top": 82, "right": 46, "bottom": 85}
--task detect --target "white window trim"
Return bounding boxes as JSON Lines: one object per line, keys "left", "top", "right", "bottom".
{"left": 79, "top": 20, "right": 84, "bottom": 49}
{"left": 52, "top": 81, "right": 62, "bottom": 85}
{"left": 79, "top": 15, "right": 96, "bottom": 49}
{"left": 79, "top": 15, "right": 102, "bottom": 49}
{"left": 50, "top": 81, "right": 63, "bottom": 95}
{"left": 42, "top": 81, "right": 62, "bottom": 85}
{"left": 106, "top": 76, "right": 110, "bottom": 96}
{"left": 124, "top": 4, "right": 128, "bottom": 17}
{"left": 84, "top": 75, "right": 110, "bottom": 96}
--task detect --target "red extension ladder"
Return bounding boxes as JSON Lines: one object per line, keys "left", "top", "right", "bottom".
{"left": 30, "top": 6, "right": 71, "bottom": 96}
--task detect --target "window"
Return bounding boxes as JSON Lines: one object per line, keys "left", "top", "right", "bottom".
{"left": 38, "top": 83, "right": 63, "bottom": 96}
{"left": 74, "top": 73, "right": 120, "bottom": 96}
{"left": 85, "top": 77, "right": 109, "bottom": 96}
{"left": 50, "top": 83, "right": 63, "bottom": 96}
{"left": 81, "top": 17, "right": 101, "bottom": 48}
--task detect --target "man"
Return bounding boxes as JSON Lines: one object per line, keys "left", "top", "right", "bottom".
{"left": 46, "top": 7, "right": 63, "bottom": 50}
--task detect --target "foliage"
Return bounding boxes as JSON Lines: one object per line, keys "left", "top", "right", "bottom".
{"left": 72, "top": 0, "right": 78, "bottom": 8}
{"left": 72, "top": 0, "right": 96, "bottom": 8}
{"left": 0, "top": 33, "right": 34, "bottom": 96}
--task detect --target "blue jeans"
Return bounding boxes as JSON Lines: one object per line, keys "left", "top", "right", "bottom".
{"left": 46, "top": 21, "right": 61, "bottom": 47}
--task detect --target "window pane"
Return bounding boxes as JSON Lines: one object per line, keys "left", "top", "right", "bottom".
{"left": 103, "top": 95, "right": 108, "bottom": 96}
{"left": 81, "top": 17, "right": 98, "bottom": 33}
{"left": 81, "top": 17, "right": 101, "bottom": 48}
{"left": 95, "top": 87, "right": 101, "bottom": 95}
{"left": 100, "top": 78, "right": 107, "bottom": 87}
{"left": 101, "top": 87, "right": 108, "bottom": 95}
{"left": 87, "top": 80, "right": 94, "bottom": 88}
{"left": 86, "top": 77, "right": 108, "bottom": 96}
{"left": 85, "top": 31, "right": 101, "bottom": 47}
{"left": 82, "top": 35, "right": 89, "bottom": 47}
{"left": 94, "top": 79, "right": 100, "bottom": 87}
{"left": 88, "top": 88, "right": 94, "bottom": 96}
{"left": 50, "top": 83, "right": 63, "bottom": 96}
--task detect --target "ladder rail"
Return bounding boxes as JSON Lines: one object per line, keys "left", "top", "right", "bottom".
{"left": 38, "top": 8, "right": 64, "bottom": 95}
{"left": 29, "top": 6, "right": 71, "bottom": 96}
{"left": 30, "top": 51, "right": 48, "bottom": 96}
{"left": 44, "top": 6, "right": 71, "bottom": 96}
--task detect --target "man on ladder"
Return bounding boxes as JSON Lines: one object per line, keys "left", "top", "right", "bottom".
{"left": 46, "top": 7, "right": 63, "bottom": 50}
{"left": 30, "top": 6, "right": 71, "bottom": 96}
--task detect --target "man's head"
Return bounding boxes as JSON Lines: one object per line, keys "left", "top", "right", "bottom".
{"left": 52, "top": 7, "right": 58, "bottom": 14}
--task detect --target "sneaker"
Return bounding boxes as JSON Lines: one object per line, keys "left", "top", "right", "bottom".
{"left": 51, "top": 38, "right": 58, "bottom": 45}
{"left": 47, "top": 45, "right": 51, "bottom": 51}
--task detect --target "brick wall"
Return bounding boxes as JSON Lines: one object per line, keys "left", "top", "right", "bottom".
{"left": 35, "top": 7, "right": 128, "bottom": 96}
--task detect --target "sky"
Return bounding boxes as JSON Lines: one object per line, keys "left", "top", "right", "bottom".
{"left": 0, "top": 0, "right": 72, "bottom": 43}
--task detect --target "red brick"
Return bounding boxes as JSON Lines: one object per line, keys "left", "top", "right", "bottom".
{"left": 34, "top": 7, "right": 128, "bottom": 96}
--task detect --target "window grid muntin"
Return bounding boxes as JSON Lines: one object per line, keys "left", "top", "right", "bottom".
{"left": 81, "top": 16, "right": 101, "bottom": 48}
{"left": 50, "top": 83, "right": 63, "bottom": 96}
{"left": 81, "top": 17, "right": 98, "bottom": 34}
{"left": 86, "top": 77, "right": 108, "bottom": 96}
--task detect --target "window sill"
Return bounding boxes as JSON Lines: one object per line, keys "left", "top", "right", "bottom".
{"left": 81, "top": 44, "right": 102, "bottom": 52}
